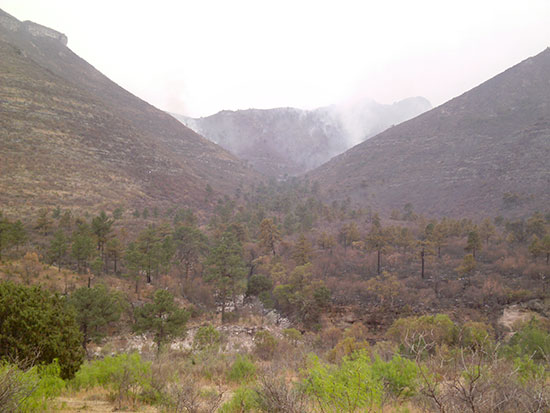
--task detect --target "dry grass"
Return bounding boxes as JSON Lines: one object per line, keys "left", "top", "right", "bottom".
{"left": 54, "top": 389, "right": 158, "bottom": 412}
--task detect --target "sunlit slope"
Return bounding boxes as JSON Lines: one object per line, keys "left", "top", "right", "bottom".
{"left": 0, "top": 9, "right": 258, "bottom": 214}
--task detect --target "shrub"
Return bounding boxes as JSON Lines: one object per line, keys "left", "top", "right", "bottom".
{"left": 227, "top": 355, "right": 256, "bottom": 384}
{"left": 71, "top": 353, "right": 152, "bottom": 410}
{"left": 387, "top": 314, "right": 457, "bottom": 357}
{"left": 247, "top": 274, "right": 273, "bottom": 297}
{"left": 0, "top": 360, "right": 65, "bottom": 413}
{"left": 255, "top": 371, "right": 307, "bottom": 413}
{"left": 283, "top": 328, "right": 302, "bottom": 346}
{"left": 254, "top": 331, "right": 278, "bottom": 361}
{"left": 505, "top": 318, "right": 550, "bottom": 361}
{"left": 305, "top": 351, "right": 383, "bottom": 412}
{"left": 327, "top": 336, "right": 370, "bottom": 363}
{"left": 219, "top": 386, "right": 258, "bottom": 413}
{"left": 163, "top": 378, "right": 223, "bottom": 413}
{"left": 193, "top": 324, "right": 221, "bottom": 352}
{"left": 0, "top": 282, "right": 84, "bottom": 379}
{"left": 371, "top": 355, "right": 419, "bottom": 398}
{"left": 459, "top": 322, "right": 495, "bottom": 351}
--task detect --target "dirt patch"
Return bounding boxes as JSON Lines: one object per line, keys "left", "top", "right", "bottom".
{"left": 54, "top": 396, "right": 158, "bottom": 412}
{"left": 498, "top": 305, "right": 540, "bottom": 339}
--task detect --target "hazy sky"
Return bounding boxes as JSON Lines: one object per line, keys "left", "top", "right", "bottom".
{"left": 3, "top": 0, "right": 550, "bottom": 117}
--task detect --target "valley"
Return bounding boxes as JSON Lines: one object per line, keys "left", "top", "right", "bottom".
{"left": 0, "top": 6, "right": 549, "bottom": 413}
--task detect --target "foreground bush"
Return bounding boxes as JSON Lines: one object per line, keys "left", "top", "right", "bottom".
{"left": 0, "top": 361, "right": 65, "bottom": 413}
{"left": 227, "top": 355, "right": 256, "bottom": 383}
{"left": 304, "top": 350, "right": 419, "bottom": 412}
{"left": 418, "top": 348, "right": 550, "bottom": 413}
{"left": 71, "top": 353, "right": 152, "bottom": 409}
{"left": 0, "top": 282, "right": 84, "bottom": 378}
{"left": 387, "top": 314, "right": 457, "bottom": 356}
{"left": 505, "top": 318, "right": 550, "bottom": 360}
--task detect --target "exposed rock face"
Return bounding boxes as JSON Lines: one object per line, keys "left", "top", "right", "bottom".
{"left": 23, "top": 21, "right": 68, "bottom": 45}
{"left": 173, "top": 97, "right": 431, "bottom": 177}
{"left": 0, "top": 10, "right": 67, "bottom": 45}
{"left": 309, "top": 48, "right": 550, "bottom": 218}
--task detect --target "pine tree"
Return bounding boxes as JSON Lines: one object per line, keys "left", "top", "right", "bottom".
{"left": 173, "top": 225, "right": 208, "bottom": 279}
{"left": 68, "top": 284, "right": 122, "bottom": 352}
{"left": 479, "top": 218, "right": 496, "bottom": 247}
{"left": 124, "top": 242, "right": 144, "bottom": 295}
{"left": 205, "top": 231, "right": 246, "bottom": 322}
{"left": 91, "top": 211, "right": 114, "bottom": 256}
{"left": 366, "top": 225, "right": 392, "bottom": 275}
{"left": 338, "top": 223, "right": 360, "bottom": 251}
{"left": 71, "top": 223, "right": 95, "bottom": 274}
{"left": 133, "top": 289, "right": 189, "bottom": 353}
{"left": 292, "top": 234, "right": 313, "bottom": 266}
{"left": 259, "top": 218, "right": 281, "bottom": 255}
{"left": 465, "top": 229, "right": 482, "bottom": 258}
{"left": 540, "top": 235, "right": 550, "bottom": 265}
{"left": 35, "top": 208, "right": 53, "bottom": 236}
{"left": 48, "top": 229, "right": 68, "bottom": 271}
{"left": 105, "top": 238, "right": 124, "bottom": 274}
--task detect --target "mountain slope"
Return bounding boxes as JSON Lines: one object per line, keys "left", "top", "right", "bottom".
{"left": 174, "top": 97, "right": 431, "bottom": 177}
{"left": 308, "top": 48, "right": 550, "bottom": 217}
{"left": 0, "top": 9, "right": 257, "bottom": 214}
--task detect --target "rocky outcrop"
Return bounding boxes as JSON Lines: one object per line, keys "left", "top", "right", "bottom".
{"left": 22, "top": 21, "right": 68, "bottom": 45}
{"left": 0, "top": 9, "right": 67, "bottom": 45}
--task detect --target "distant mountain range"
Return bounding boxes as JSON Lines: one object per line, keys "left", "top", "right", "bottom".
{"left": 0, "top": 9, "right": 258, "bottom": 215}
{"left": 309, "top": 48, "right": 550, "bottom": 217}
{"left": 172, "top": 97, "right": 431, "bottom": 177}
{"left": 1, "top": 7, "right": 548, "bottom": 220}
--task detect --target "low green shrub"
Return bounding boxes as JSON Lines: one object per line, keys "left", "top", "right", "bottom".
{"left": 505, "top": 318, "right": 550, "bottom": 361}
{"left": 0, "top": 360, "right": 65, "bottom": 413}
{"left": 304, "top": 351, "right": 382, "bottom": 412}
{"left": 387, "top": 314, "right": 457, "bottom": 357}
{"left": 219, "top": 386, "right": 258, "bottom": 412}
{"left": 71, "top": 353, "right": 152, "bottom": 409}
{"left": 304, "top": 350, "right": 420, "bottom": 412}
{"left": 227, "top": 355, "right": 256, "bottom": 383}
{"left": 193, "top": 324, "right": 221, "bottom": 352}
{"left": 283, "top": 328, "right": 302, "bottom": 345}
{"left": 371, "top": 355, "right": 419, "bottom": 398}
{"left": 459, "top": 321, "right": 495, "bottom": 351}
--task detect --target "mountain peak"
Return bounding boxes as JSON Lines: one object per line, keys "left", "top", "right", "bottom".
{"left": 310, "top": 47, "right": 550, "bottom": 217}
{"left": 0, "top": 8, "right": 67, "bottom": 45}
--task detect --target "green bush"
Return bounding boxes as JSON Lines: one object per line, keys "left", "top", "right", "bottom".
{"left": 283, "top": 328, "right": 302, "bottom": 345}
{"left": 304, "top": 351, "right": 419, "bottom": 411}
{"left": 371, "top": 355, "right": 418, "bottom": 398}
{"left": 219, "top": 386, "right": 258, "bottom": 412}
{"left": 459, "top": 321, "right": 495, "bottom": 351}
{"left": 227, "top": 355, "right": 256, "bottom": 383}
{"left": 387, "top": 314, "right": 457, "bottom": 356}
{"left": 247, "top": 274, "right": 273, "bottom": 297}
{"left": 505, "top": 318, "right": 550, "bottom": 361}
{"left": 71, "top": 353, "right": 152, "bottom": 409}
{"left": 514, "top": 356, "right": 547, "bottom": 384}
{"left": 0, "top": 360, "right": 65, "bottom": 413}
{"left": 258, "top": 291, "right": 275, "bottom": 308}
{"left": 0, "top": 282, "right": 84, "bottom": 379}
{"left": 327, "top": 336, "right": 370, "bottom": 363}
{"left": 193, "top": 324, "right": 221, "bottom": 352}
{"left": 305, "top": 351, "right": 382, "bottom": 412}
